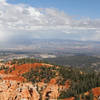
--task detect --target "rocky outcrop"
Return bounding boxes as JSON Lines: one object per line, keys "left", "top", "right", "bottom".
{"left": 42, "top": 84, "right": 59, "bottom": 100}
{"left": 63, "top": 97, "right": 75, "bottom": 100}
{"left": 0, "top": 80, "right": 40, "bottom": 100}
{"left": 92, "top": 87, "right": 100, "bottom": 100}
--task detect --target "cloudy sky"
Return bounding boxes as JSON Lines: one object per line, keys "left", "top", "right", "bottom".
{"left": 0, "top": 0, "right": 100, "bottom": 46}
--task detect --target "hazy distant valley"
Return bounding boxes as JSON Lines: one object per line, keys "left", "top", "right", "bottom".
{"left": 1, "top": 39, "right": 100, "bottom": 54}
{"left": 1, "top": 39, "right": 100, "bottom": 71}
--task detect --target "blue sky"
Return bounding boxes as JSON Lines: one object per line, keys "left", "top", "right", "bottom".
{"left": 0, "top": 0, "right": 100, "bottom": 45}
{"left": 7, "top": 0, "right": 100, "bottom": 19}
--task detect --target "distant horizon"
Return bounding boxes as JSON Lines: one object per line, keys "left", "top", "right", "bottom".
{"left": 1, "top": 38, "right": 100, "bottom": 50}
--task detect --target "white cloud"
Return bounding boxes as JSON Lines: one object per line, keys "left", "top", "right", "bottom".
{"left": 0, "top": 0, "right": 100, "bottom": 42}
{"left": 0, "top": 0, "right": 6, "bottom": 3}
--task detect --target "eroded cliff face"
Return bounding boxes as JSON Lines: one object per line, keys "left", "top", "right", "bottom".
{"left": 0, "top": 80, "right": 62, "bottom": 100}
{"left": 0, "top": 80, "right": 40, "bottom": 100}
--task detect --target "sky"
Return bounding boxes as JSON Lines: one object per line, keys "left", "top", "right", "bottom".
{"left": 0, "top": 0, "right": 100, "bottom": 47}
{"left": 7, "top": 0, "right": 100, "bottom": 19}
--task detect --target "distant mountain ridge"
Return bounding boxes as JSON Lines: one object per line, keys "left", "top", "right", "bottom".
{"left": 1, "top": 39, "right": 100, "bottom": 55}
